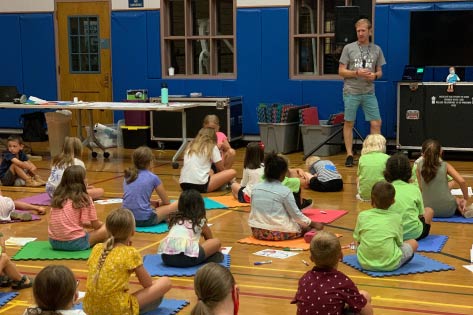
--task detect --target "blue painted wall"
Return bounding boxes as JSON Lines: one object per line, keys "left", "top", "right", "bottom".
{"left": 0, "top": 3, "right": 471, "bottom": 135}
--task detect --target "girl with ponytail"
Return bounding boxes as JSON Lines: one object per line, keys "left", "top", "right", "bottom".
{"left": 191, "top": 262, "right": 239, "bottom": 315}
{"left": 417, "top": 139, "right": 472, "bottom": 218}
{"left": 83, "top": 208, "right": 171, "bottom": 315}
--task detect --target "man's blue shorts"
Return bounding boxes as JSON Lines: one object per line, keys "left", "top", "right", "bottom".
{"left": 343, "top": 93, "right": 381, "bottom": 122}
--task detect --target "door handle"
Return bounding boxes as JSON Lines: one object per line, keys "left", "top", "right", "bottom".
{"left": 102, "top": 74, "right": 110, "bottom": 88}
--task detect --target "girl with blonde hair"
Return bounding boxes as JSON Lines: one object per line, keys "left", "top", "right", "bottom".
{"left": 179, "top": 127, "right": 236, "bottom": 193}
{"left": 123, "top": 146, "right": 177, "bottom": 226}
{"left": 84, "top": 208, "right": 171, "bottom": 315}
{"left": 191, "top": 262, "right": 239, "bottom": 315}
{"left": 357, "top": 134, "right": 389, "bottom": 200}
{"left": 46, "top": 136, "right": 104, "bottom": 200}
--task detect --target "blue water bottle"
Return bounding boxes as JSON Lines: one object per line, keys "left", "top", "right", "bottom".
{"left": 161, "top": 82, "right": 169, "bottom": 105}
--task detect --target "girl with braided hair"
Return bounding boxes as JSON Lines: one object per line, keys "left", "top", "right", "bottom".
{"left": 191, "top": 262, "right": 239, "bottom": 315}
{"left": 23, "top": 265, "right": 84, "bottom": 315}
{"left": 158, "top": 189, "right": 221, "bottom": 267}
{"left": 83, "top": 208, "right": 171, "bottom": 315}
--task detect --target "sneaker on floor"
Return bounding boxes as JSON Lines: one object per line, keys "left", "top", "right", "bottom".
{"left": 25, "top": 178, "right": 43, "bottom": 187}
{"left": 463, "top": 207, "right": 473, "bottom": 218}
{"left": 345, "top": 155, "right": 354, "bottom": 167}
{"left": 10, "top": 211, "right": 33, "bottom": 221}
{"left": 33, "top": 175, "right": 46, "bottom": 185}
{"left": 300, "top": 198, "right": 313, "bottom": 210}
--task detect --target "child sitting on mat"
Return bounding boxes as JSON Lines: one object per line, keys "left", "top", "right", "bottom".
{"left": 0, "top": 135, "right": 45, "bottom": 187}
{"left": 384, "top": 153, "right": 433, "bottom": 241}
{"left": 305, "top": 155, "right": 343, "bottom": 192}
{"left": 357, "top": 134, "right": 390, "bottom": 201}
{"left": 48, "top": 165, "right": 108, "bottom": 251}
{"left": 123, "top": 146, "right": 178, "bottom": 227}
{"left": 46, "top": 136, "right": 104, "bottom": 200}
{"left": 354, "top": 181, "right": 418, "bottom": 271}
{"left": 192, "top": 262, "right": 239, "bottom": 315}
{"left": 203, "top": 114, "right": 236, "bottom": 170}
{"left": 292, "top": 231, "right": 373, "bottom": 315}
{"left": 231, "top": 142, "right": 264, "bottom": 203}
{"left": 0, "top": 188, "right": 46, "bottom": 221}
{"left": 180, "top": 127, "right": 237, "bottom": 193}
{"left": 84, "top": 208, "right": 171, "bottom": 315}
{"left": 0, "top": 231, "right": 33, "bottom": 290}
{"left": 249, "top": 153, "right": 323, "bottom": 241}
{"left": 416, "top": 139, "right": 473, "bottom": 218}
{"left": 23, "top": 265, "right": 85, "bottom": 315}
{"left": 158, "top": 189, "right": 222, "bottom": 267}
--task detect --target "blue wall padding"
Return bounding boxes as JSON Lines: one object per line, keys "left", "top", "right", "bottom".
{"left": 146, "top": 10, "right": 161, "bottom": 79}
{"left": 20, "top": 14, "right": 56, "bottom": 101}
{"left": 236, "top": 9, "right": 263, "bottom": 133}
{"left": 0, "top": 15, "right": 23, "bottom": 89}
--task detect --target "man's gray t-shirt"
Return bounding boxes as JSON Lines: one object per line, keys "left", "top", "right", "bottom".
{"left": 339, "top": 42, "right": 386, "bottom": 95}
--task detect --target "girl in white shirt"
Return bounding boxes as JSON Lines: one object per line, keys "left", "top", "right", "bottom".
{"left": 231, "top": 142, "right": 264, "bottom": 203}
{"left": 179, "top": 127, "right": 236, "bottom": 193}
{"left": 46, "top": 137, "right": 103, "bottom": 200}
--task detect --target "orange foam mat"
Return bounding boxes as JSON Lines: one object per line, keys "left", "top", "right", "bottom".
{"left": 208, "top": 196, "right": 250, "bottom": 208}
{"left": 238, "top": 236, "right": 310, "bottom": 250}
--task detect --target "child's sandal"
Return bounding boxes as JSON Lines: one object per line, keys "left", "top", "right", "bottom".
{"left": 11, "top": 275, "right": 33, "bottom": 290}
{"left": 0, "top": 275, "right": 11, "bottom": 287}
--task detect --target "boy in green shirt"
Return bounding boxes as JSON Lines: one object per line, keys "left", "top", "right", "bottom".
{"left": 353, "top": 181, "right": 418, "bottom": 271}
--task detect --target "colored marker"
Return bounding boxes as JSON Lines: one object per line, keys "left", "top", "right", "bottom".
{"left": 302, "top": 260, "right": 310, "bottom": 266}
{"left": 320, "top": 211, "right": 327, "bottom": 214}
{"left": 254, "top": 260, "right": 272, "bottom": 265}
{"left": 283, "top": 247, "right": 304, "bottom": 251}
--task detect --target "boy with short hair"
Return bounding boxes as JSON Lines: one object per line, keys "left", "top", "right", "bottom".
{"left": 353, "top": 181, "right": 418, "bottom": 271}
{"left": 292, "top": 231, "right": 373, "bottom": 315}
{"left": 305, "top": 155, "right": 344, "bottom": 192}
{"left": 0, "top": 135, "right": 45, "bottom": 187}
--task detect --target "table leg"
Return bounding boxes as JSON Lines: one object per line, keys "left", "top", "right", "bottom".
{"left": 171, "top": 109, "right": 189, "bottom": 169}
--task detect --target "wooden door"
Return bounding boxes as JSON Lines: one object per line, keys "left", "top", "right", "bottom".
{"left": 56, "top": 0, "right": 112, "bottom": 136}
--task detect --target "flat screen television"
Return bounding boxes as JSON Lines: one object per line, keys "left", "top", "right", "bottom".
{"left": 410, "top": 10, "right": 473, "bottom": 66}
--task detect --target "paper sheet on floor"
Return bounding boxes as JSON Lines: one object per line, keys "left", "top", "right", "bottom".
{"left": 5, "top": 237, "right": 37, "bottom": 246}
{"left": 450, "top": 187, "right": 473, "bottom": 196}
{"left": 253, "top": 249, "right": 299, "bottom": 259}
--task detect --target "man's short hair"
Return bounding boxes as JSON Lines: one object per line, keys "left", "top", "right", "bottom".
{"left": 371, "top": 181, "right": 395, "bottom": 209}
{"left": 310, "top": 231, "right": 341, "bottom": 269}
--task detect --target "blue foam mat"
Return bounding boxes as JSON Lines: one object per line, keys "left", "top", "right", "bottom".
{"left": 342, "top": 254, "right": 454, "bottom": 277}
{"left": 417, "top": 234, "right": 448, "bottom": 252}
{"left": 432, "top": 215, "right": 473, "bottom": 224}
{"left": 144, "top": 254, "right": 231, "bottom": 277}
{"left": 0, "top": 292, "right": 18, "bottom": 308}
{"left": 74, "top": 299, "right": 189, "bottom": 315}
{"left": 136, "top": 222, "right": 169, "bottom": 234}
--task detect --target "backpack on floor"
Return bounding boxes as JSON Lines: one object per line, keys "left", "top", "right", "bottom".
{"left": 20, "top": 111, "right": 48, "bottom": 142}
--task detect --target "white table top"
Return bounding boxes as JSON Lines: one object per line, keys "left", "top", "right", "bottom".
{"left": 0, "top": 101, "right": 201, "bottom": 111}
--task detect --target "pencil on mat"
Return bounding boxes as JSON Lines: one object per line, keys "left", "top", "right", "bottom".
{"left": 254, "top": 260, "right": 272, "bottom": 265}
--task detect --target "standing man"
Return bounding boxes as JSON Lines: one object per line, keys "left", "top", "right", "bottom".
{"left": 339, "top": 18, "right": 385, "bottom": 167}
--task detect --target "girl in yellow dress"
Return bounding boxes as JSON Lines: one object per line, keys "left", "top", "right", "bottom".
{"left": 83, "top": 208, "right": 171, "bottom": 315}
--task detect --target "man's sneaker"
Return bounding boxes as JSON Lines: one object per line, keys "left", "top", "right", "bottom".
{"left": 345, "top": 155, "right": 354, "bottom": 167}
{"left": 11, "top": 211, "right": 33, "bottom": 221}
{"left": 33, "top": 175, "right": 46, "bottom": 185}
{"left": 300, "top": 198, "right": 313, "bottom": 209}
{"left": 463, "top": 204, "right": 473, "bottom": 218}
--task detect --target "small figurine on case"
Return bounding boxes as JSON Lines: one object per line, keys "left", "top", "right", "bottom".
{"left": 446, "top": 66, "right": 460, "bottom": 93}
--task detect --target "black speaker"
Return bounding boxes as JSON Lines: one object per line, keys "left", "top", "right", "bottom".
{"left": 352, "top": 0, "right": 372, "bottom": 21}
{"left": 335, "top": 6, "right": 360, "bottom": 45}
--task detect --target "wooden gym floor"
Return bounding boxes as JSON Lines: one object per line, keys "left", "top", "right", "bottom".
{"left": 0, "top": 143, "right": 472, "bottom": 315}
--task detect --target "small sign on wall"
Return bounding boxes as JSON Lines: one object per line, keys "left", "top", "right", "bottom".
{"left": 129, "top": 0, "right": 144, "bottom": 8}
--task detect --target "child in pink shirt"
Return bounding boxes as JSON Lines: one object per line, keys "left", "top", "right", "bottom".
{"left": 48, "top": 165, "right": 107, "bottom": 251}
{"left": 203, "top": 115, "right": 236, "bottom": 170}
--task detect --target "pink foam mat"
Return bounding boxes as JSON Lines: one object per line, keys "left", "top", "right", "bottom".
{"left": 302, "top": 209, "right": 348, "bottom": 224}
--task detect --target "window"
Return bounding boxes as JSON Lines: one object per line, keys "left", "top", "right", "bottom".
{"left": 68, "top": 16, "right": 100, "bottom": 73}
{"left": 161, "top": 0, "right": 236, "bottom": 77}
{"left": 290, "top": 0, "right": 345, "bottom": 77}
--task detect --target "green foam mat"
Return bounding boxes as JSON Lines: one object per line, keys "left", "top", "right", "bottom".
{"left": 12, "top": 241, "right": 91, "bottom": 260}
